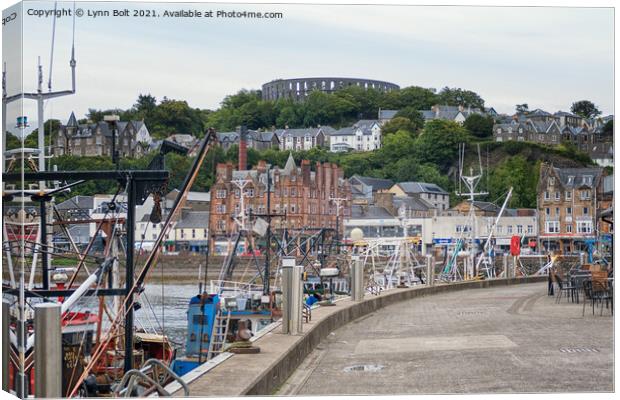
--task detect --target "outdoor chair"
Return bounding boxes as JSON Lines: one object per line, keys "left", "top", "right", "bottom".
{"left": 592, "top": 280, "right": 613, "bottom": 316}
{"left": 555, "top": 274, "right": 576, "bottom": 304}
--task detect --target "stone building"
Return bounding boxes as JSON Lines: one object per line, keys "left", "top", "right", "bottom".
{"left": 261, "top": 77, "right": 399, "bottom": 102}
{"left": 53, "top": 112, "right": 151, "bottom": 157}
{"left": 537, "top": 163, "right": 604, "bottom": 253}
{"left": 493, "top": 109, "right": 614, "bottom": 166}
{"left": 216, "top": 128, "right": 280, "bottom": 151}
{"left": 276, "top": 127, "right": 332, "bottom": 151}
{"left": 209, "top": 153, "right": 351, "bottom": 250}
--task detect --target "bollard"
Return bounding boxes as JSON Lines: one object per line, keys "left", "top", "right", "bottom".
{"left": 290, "top": 265, "right": 303, "bottom": 334}
{"left": 34, "top": 303, "right": 62, "bottom": 398}
{"left": 426, "top": 255, "right": 435, "bottom": 286}
{"left": 2, "top": 300, "right": 9, "bottom": 392}
{"left": 281, "top": 261, "right": 303, "bottom": 335}
{"left": 351, "top": 256, "right": 364, "bottom": 301}
{"left": 503, "top": 254, "right": 511, "bottom": 279}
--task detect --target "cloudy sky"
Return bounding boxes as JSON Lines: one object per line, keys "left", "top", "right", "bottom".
{"left": 2, "top": 1, "right": 614, "bottom": 136}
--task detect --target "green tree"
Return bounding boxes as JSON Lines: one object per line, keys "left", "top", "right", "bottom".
{"left": 381, "top": 117, "right": 420, "bottom": 137}
{"left": 437, "top": 87, "right": 485, "bottom": 109}
{"left": 414, "top": 120, "right": 471, "bottom": 171}
{"left": 463, "top": 114, "right": 494, "bottom": 139}
{"left": 393, "top": 107, "right": 425, "bottom": 131}
{"left": 570, "top": 100, "right": 602, "bottom": 119}
{"left": 515, "top": 103, "right": 529, "bottom": 114}
{"left": 487, "top": 156, "right": 538, "bottom": 208}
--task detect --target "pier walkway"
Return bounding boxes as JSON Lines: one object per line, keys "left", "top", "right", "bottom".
{"left": 279, "top": 281, "right": 613, "bottom": 395}
{"left": 171, "top": 277, "right": 612, "bottom": 396}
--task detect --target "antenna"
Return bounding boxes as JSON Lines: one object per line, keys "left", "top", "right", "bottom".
{"left": 48, "top": 1, "right": 58, "bottom": 91}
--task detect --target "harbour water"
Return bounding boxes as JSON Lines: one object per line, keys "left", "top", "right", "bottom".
{"left": 72, "top": 283, "right": 198, "bottom": 355}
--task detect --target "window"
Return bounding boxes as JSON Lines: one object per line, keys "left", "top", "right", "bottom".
{"left": 566, "top": 224, "right": 572, "bottom": 233}
{"left": 152, "top": 233, "right": 157, "bottom": 240}
{"left": 567, "top": 176, "right": 574, "bottom": 185}
{"left": 456, "top": 225, "right": 462, "bottom": 233}
{"left": 216, "top": 190, "right": 227, "bottom": 199}
{"left": 203, "top": 230, "right": 207, "bottom": 238}
{"left": 527, "top": 225, "right": 533, "bottom": 234}
{"left": 497, "top": 225, "right": 503, "bottom": 234}
{"left": 566, "top": 207, "right": 572, "bottom": 215}
{"left": 217, "top": 220, "right": 226, "bottom": 231}
{"left": 555, "top": 207, "right": 560, "bottom": 216}
{"left": 582, "top": 175, "right": 592, "bottom": 185}
{"left": 192, "top": 229, "right": 196, "bottom": 238}
{"left": 545, "top": 221, "right": 560, "bottom": 233}
{"left": 580, "top": 190, "right": 591, "bottom": 200}
{"left": 566, "top": 191, "right": 572, "bottom": 200}
{"left": 544, "top": 191, "right": 550, "bottom": 200}
{"left": 583, "top": 207, "right": 589, "bottom": 215}
{"left": 507, "top": 225, "right": 513, "bottom": 234}
{"left": 555, "top": 191, "right": 560, "bottom": 201}
{"left": 245, "top": 188, "right": 255, "bottom": 197}
{"left": 291, "top": 204, "right": 296, "bottom": 213}
{"left": 549, "top": 177, "right": 555, "bottom": 185}
{"left": 291, "top": 188, "right": 296, "bottom": 197}
{"left": 517, "top": 225, "right": 523, "bottom": 234}
{"left": 577, "top": 221, "right": 592, "bottom": 234}
{"left": 545, "top": 208, "right": 550, "bottom": 216}
{"left": 181, "top": 230, "right": 185, "bottom": 239}
{"left": 234, "top": 189, "right": 240, "bottom": 198}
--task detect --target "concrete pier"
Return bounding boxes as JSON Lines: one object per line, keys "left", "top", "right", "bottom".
{"left": 174, "top": 276, "right": 548, "bottom": 396}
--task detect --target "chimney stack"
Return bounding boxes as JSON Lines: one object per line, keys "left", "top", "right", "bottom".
{"left": 237, "top": 125, "right": 248, "bottom": 171}
{"left": 301, "top": 159, "right": 311, "bottom": 185}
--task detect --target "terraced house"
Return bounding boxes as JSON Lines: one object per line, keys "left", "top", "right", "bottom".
{"left": 537, "top": 163, "right": 605, "bottom": 253}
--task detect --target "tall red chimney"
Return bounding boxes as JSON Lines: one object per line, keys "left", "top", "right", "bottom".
{"left": 238, "top": 126, "right": 248, "bottom": 171}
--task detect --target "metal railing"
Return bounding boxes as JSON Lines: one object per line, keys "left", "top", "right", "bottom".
{"left": 114, "top": 359, "right": 189, "bottom": 397}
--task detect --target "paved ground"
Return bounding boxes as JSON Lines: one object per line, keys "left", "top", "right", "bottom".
{"left": 278, "top": 282, "right": 613, "bottom": 395}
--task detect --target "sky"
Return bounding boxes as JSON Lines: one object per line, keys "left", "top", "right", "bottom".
{"left": 1, "top": 1, "right": 614, "bottom": 137}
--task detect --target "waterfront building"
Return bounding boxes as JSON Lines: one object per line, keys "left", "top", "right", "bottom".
{"left": 173, "top": 210, "right": 210, "bottom": 253}
{"left": 209, "top": 152, "right": 351, "bottom": 251}
{"left": 537, "top": 163, "right": 605, "bottom": 253}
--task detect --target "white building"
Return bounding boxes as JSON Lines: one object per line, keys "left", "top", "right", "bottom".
{"left": 329, "top": 120, "right": 382, "bottom": 152}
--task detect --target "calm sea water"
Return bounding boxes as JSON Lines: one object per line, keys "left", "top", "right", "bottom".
{"left": 73, "top": 283, "right": 200, "bottom": 356}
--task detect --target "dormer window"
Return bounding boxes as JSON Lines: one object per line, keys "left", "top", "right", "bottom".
{"left": 567, "top": 176, "right": 574, "bottom": 185}
{"left": 583, "top": 175, "right": 592, "bottom": 185}
{"left": 549, "top": 177, "right": 555, "bottom": 185}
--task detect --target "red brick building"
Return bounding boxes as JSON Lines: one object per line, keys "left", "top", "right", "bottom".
{"left": 209, "top": 153, "right": 351, "bottom": 250}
